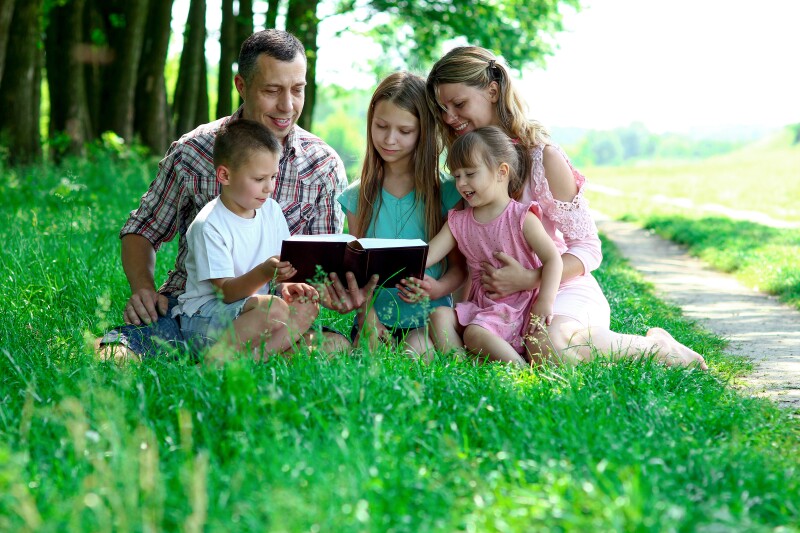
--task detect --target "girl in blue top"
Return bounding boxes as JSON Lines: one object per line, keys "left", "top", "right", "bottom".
{"left": 338, "top": 71, "right": 465, "bottom": 357}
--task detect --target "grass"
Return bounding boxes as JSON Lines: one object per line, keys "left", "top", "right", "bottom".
{"left": 583, "top": 128, "right": 800, "bottom": 222}
{"left": 0, "top": 150, "right": 798, "bottom": 530}
{"left": 586, "top": 128, "right": 800, "bottom": 310}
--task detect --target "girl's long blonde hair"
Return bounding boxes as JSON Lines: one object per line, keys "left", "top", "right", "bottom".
{"left": 426, "top": 46, "right": 550, "bottom": 196}
{"left": 356, "top": 71, "right": 443, "bottom": 240}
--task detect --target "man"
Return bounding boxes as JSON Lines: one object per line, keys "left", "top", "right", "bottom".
{"left": 101, "top": 30, "right": 372, "bottom": 358}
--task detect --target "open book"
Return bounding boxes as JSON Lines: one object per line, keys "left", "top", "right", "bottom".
{"left": 280, "top": 234, "right": 429, "bottom": 286}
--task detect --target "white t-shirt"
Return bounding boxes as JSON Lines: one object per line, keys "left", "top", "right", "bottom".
{"left": 175, "top": 196, "right": 290, "bottom": 317}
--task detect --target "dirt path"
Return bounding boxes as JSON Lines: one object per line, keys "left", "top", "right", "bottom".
{"left": 595, "top": 214, "right": 800, "bottom": 409}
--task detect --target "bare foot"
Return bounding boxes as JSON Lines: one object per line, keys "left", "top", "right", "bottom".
{"left": 646, "top": 327, "right": 708, "bottom": 370}
{"left": 94, "top": 337, "right": 140, "bottom": 363}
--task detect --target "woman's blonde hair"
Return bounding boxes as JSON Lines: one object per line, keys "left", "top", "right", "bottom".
{"left": 356, "top": 71, "right": 442, "bottom": 240}
{"left": 426, "top": 46, "right": 549, "bottom": 183}
{"left": 446, "top": 126, "right": 525, "bottom": 200}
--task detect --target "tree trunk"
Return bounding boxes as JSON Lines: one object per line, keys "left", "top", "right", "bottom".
{"left": 285, "top": 0, "right": 319, "bottom": 132}
{"left": 0, "top": 0, "right": 15, "bottom": 86}
{"left": 235, "top": 0, "right": 253, "bottom": 108}
{"left": 102, "top": 0, "right": 150, "bottom": 141}
{"left": 82, "top": 0, "right": 108, "bottom": 139}
{"left": 0, "top": 0, "right": 43, "bottom": 165}
{"left": 45, "top": 0, "right": 92, "bottom": 158}
{"left": 196, "top": 55, "right": 209, "bottom": 125}
{"left": 173, "top": 0, "right": 207, "bottom": 135}
{"left": 216, "top": 0, "right": 235, "bottom": 118}
{"left": 134, "top": 0, "right": 174, "bottom": 154}
{"left": 236, "top": 0, "right": 254, "bottom": 43}
{"left": 264, "top": 0, "right": 279, "bottom": 30}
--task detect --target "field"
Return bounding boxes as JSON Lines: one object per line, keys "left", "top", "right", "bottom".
{"left": 0, "top": 146, "right": 798, "bottom": 531}
{"left": 584, "top": 129, "right": 800, "bottom": 310}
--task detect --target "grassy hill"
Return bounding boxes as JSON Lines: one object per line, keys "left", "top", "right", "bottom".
{"left": 585, "top": 127, "right": 800, "bottom": 310}
{"left": 584, "top": 128, "right": 800, "bottom": 223}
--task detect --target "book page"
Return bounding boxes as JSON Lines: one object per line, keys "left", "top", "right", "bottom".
{"left": 355, "top": 238, "right": 427, "bottom": 249}
{"left": 284, "top": 233, "right": 355, "bottom": 242}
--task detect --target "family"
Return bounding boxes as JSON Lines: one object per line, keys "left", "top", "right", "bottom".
{"left": 100, "top": 29, "right": 707, "bottom": 370}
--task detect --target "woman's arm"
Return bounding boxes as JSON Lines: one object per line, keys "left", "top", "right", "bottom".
{"left": 542, "top": 145, "right": 603, "bottom": 275}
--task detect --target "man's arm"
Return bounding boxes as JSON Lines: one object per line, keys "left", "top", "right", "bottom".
{"left": 119, "top": 140, "right": 187, "bottom": 324}
{"left": 121, "top": 234, "right": 168, "bottom": 325}
{"left": 312, "top": 154, "right": 347, "bottom": 234}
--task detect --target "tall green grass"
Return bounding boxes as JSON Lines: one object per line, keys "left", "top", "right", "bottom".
{"left": 1, "top": 151, "right": 797, "bottom": 530}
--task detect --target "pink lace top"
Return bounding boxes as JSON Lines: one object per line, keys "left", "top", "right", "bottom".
{"left": 519, "top": 144, "right": 602, "bottom": 275}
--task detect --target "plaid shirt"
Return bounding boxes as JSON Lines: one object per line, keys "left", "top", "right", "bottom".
{"left": 120, "top": 108, "right": 348, "bottom": 297}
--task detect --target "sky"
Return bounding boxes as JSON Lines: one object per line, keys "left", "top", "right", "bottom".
{"left": 176, "top": 0, "right": 800, "bottom": 134}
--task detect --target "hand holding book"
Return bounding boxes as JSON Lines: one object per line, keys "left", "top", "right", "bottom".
{"left": 280, "top": 234, "right": 429, "bottom": 286}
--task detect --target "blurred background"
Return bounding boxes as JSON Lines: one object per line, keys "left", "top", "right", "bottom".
{"left": 0, "top": 0, "right": 798, "bottom": 175}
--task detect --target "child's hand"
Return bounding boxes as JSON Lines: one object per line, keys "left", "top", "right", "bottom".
{"left": 264, "top": 255, "right": 296, "bottom": 282}
{"left": 282, "top": 283, "right": 319, "bottom": 303}
{"left": 397, "top": 275, "right": 435, "bottom": 303}
{"left": 529, "top": 301, "right": 554, "bottom": 331}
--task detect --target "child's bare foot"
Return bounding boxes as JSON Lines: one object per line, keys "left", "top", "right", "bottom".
{"left": 646, "top": 327, "right": 708, "bottom": 370}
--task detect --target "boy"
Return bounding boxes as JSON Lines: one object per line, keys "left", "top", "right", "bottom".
{"left": 174, "top": 119, "right": 319, "bottom": 360}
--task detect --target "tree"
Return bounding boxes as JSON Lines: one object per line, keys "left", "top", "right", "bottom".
{"left": 264, "top": 0, "right": 279, "bottom": 30}
{"left": 173, "top": 0, "right": 208, "bottom": 135}
{"left": 285, "top": 0, "right": 320, "bottom": 132}
{"left": 0, "top": 0, "right": 43, "bottom": 164}
{"left": 283, "top": 0, "right": 578, "bottom": 131}
{"left": 350, "top": 0, "right": 577, "bottom": 69}
{"left": 134, "top": 0, "right": 175, "bottom": 154}
{"left": 45, "top": 0, "right": 93, "bottom": 157}
{"left": 0, "top": 0, "right": 14, "bottom": 86}
{"left": 100, "top": 0, "right": 150, "bottom": 141}
{"left": 216, "top": 0, "right": 236, "bottom": 118}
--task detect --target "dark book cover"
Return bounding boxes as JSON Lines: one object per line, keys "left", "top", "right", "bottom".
{"left": 280, "top": 234, "right": 428, "bottom": 286}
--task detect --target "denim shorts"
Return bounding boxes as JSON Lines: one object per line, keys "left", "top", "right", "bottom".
{"left": 178, "top": 297, "right": 250, "bottom": 349}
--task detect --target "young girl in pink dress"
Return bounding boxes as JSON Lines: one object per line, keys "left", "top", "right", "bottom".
{"left": 424, "top": 127, "right": 563, "bottom": 365}
{"left": 425, "top": 46, "right": 707, "bottom": 370}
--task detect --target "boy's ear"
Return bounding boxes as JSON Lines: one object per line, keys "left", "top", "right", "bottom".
{"left": 216, "top": 165, "right": 231, "bottom": 185}
{"left": 487, "top": 81, "right": 500, "bottom": 104}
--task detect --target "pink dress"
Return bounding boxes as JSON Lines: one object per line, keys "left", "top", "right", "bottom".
{"left": 448, "top": 200, "right": 543, "bottom": 353}
{"left": 519, "top": 144, "right": 611, "bottom": 329}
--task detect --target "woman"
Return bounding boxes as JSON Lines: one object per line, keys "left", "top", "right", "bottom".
{"left": 425, "top": 46, "right": 706, "bottom": 369}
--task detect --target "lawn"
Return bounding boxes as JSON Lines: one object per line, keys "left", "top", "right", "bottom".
{"left": 1, "top": 147, "right": 798, "bottom": 531}
{"left": 585, "top": 128, "right": 800, "bottom": 310}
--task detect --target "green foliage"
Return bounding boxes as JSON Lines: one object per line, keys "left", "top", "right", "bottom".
{"left": 312, "top": 85, "right": 372, "bottom": 180}
{"left": 0, "top": 152, "right": 797, "bottom": 530}
{"left": 565, "top": 123, "right": 748, "bottom": 167}
{"left": 347, "top": 0, "right": 579, "bottom": 70}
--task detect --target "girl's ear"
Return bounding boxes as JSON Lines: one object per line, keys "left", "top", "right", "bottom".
{"left": 216, "top": 165, "right": 231, "bottom": 185}
{"left": 497, "top": 162, "right": 510, "bottom": 181}
{"left": 487, "top": 81, "right": 500, "bottom": 104}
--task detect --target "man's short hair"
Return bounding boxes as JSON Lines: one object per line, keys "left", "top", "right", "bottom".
{"left": 214, "top": 119, "right": 281, "bottom": 169}
{"left": 238, "top": 29, "right": 305, "bottom": 83}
